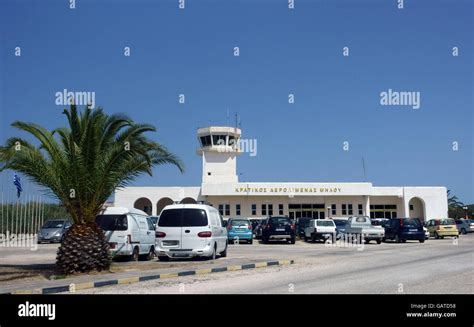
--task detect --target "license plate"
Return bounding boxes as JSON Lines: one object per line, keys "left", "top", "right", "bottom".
{"left": 409, "top": 229, "right": 417, "bottom": 232}
{"left": 173, "top": 253, "right": 188, "bottom": 257}
{"left": 163, "top": 240, "right": 179, "bottom": 246}
{"left": 276, "top": 228, "right": 285, "bottom": 231}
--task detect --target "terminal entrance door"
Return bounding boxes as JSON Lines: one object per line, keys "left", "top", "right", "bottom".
{"left": 288, "top": 204, "right": 325, "bottom": 219}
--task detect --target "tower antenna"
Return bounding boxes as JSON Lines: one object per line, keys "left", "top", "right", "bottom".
{"left": 362, "top": 157, "right": 367, "bottom": 182}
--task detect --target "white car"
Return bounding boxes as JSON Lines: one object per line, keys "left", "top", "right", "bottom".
{"left": 423, "top": 226, "right": 430, "bottom": 240}
{"left": 96, "top": 207, "right": 156, "bottom": 261}
{"left": 304, "top": 219, "right": 336, "bottom": 242}
{"left": 155, "top": 204, "right": 228, "bottom": 261}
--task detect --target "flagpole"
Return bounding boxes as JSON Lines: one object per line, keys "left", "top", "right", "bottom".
{"left": 40, "top": 197, "right": 44, "bottom": 230}
{"left": 5, "top": 192, "right": 9, "bottom": 235}
{"left": 1, "top": 192, "right": 3, "bottom": 236}
{"left": 34, "top": 195, "right": 38, "bottom": 233}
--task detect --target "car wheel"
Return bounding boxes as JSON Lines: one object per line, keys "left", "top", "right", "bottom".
{"left": 130, "top": 247, "right": 139, "bottom": 262}
{"left": 401, "top": 239, "right": 406, "bottom": 243}
{"left": 376, "top": 239, "right": 382, "bottom": 244}
{"left": 461, "top": 228, "right": 467, "bottom": 235}
{"left": 249, "top": 238, "right": 253, "bottom": 245}
{"left": 146, "top": 246, "right": 155, "bottom": 261}
{"left": 158, "top": 255, "right": 169, "bottom": 262}
{"left": 304, "top": 236, "right": 308, "bottom": 242}
{"left": 365, "top": 239, "right": 370, "bottom": 244}
{"left": 209, "top": 244, "right": 217, "bottom": 260}
{"left": 419, "top": 239, "right": 425, "bottom": 243}
{"left": 220, "top": 242, "right": 228, "bottom": 257}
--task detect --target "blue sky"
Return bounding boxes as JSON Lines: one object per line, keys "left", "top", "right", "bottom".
{"left": 0, "top": 0, "right": 473, "bottom": 203}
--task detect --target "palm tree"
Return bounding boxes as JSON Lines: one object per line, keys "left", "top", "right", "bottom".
{"left": 0, "top": 105, "right": 183, "bottom": 274}
{"left": 447, "top": 190, "right": 464, "bottom": 208}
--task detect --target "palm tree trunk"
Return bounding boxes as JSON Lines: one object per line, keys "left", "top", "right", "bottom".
{"left": 56, "top": 222, "right": 110, "bottom": 274}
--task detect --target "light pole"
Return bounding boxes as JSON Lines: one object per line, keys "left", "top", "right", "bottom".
{"left": 462, "top": 206, "right": 469, "bottom": 219}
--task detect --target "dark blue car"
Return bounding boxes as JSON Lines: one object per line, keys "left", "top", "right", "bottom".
{"left": 383, "top": 218, "right": 425, "bottom": 243}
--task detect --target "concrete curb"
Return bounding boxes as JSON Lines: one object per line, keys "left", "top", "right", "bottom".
{"left": 4, "top": 259, "right": 295, "bottom": 295}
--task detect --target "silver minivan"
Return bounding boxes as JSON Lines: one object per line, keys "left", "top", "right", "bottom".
{"left": 155, "top": 204, "right": 228, "bottom": 261}
{"left": 96, "top": 207, "right": 156, "bottom": 261}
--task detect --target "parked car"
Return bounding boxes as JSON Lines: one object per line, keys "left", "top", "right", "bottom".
{"left": 296, "top": 217, "right": 312, "bottom": 238}
{"left": 304, "top": 219, "right": 336, "bottom": 242}
{"left": 455, "top": 219, "right": 474, "bottom": 235}
{"left": 383, "top": 218, "right": 425, "bottom": 243}
{"left": 426, "top": 218, "right": 459, "bottom": 239}
{"left": 250, "top": 219, "right": 260, "bottom": 232}
{"left": 149, "top": 216, "right": 159, "bottom": 227}
{"left": 344, "top": 216, "right": 384, "bottom": 244}
{"left": 332, "top": 218, "right": 348, "bottom": 239}
{"left": 254, "top": 220, "right": 265, "bottom": 239}
{"left": 227, "top": 218, "right": 253, "bottom": 244}
{"left": 96, "top": 207, "right": 156, "bottom": 261}
{"left": 261, "top": 216, "right": 296, "bottom": 244}
{"left": 37, "top": 219, "right": 72, "bottom": 243}
{"left": 371, "top": 218, "right": 389, "bottom": 228}
{"left": 423, "top": 226, "right": 430, "bottom": 240}
{"left": 155, "top": 204, "right": 228, "bottom": 260}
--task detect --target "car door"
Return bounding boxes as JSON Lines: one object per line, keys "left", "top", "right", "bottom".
{"left": 135, "top": 215, "right": 150, "bottom": 253}
{"left": 129, "top": 214, "right": 141, "bottom": 248}
{"left": 218, "top": 213, "right": 227, "bottom": 250}
{"left": 209, "top": 210, "right": 221, "bottom": 251}
{"left": 145, "top": 217, "right": 156, "bottom": 249}
{"left": 180, "top": 208, "right": 209, "bottom": 251}
{"left": 156, "top": 209, "right": 183, "bottom": 250}
{"left": 385, "top": 220, "right": 394, "bottom": 239}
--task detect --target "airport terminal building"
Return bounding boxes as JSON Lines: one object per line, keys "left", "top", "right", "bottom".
{"left": 114, "top": 126, "right": 448, "bottom": 221}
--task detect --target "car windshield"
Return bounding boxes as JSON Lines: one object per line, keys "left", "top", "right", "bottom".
{"left": 231, "top": 220, "right": 249, "bottom": 226}
{"left": 333, "top": 220, "right": 346, "bottom": 227}
{"left": 353, "top": 217, "right": 369, "bottom": 224}
{"left": 316, "top": 220, "right": 334, "bottom": 227}
{"left": 441, "top": 219, "right": 455, "bottom": 226}
{"left": 158, "top": 209, "right": 208, "bottom": 227}
{"left": 96, "top": 215, "right": 128, "bottom": 231}
{"left": 402, "top": 219, "right": 421, "bottom": 227}
{"left": 42, "top": 220, "right": 65, "bottom": 229}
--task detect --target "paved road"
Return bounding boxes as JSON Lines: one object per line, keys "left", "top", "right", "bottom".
{"left": 75, "top": 235, "right": 474, "bottom": 294}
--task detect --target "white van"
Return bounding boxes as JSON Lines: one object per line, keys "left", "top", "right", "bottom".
{"left": 155, "top": 204, "right": 228, "bottom": 261}
{"left": 96, "top": 207, "right": 156, "bottom": 261}
{"left": 304, "top": 219, "right": 337, "bottom": 242}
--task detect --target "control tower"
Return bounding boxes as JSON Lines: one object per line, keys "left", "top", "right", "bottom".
{"left": 197, "top": 126, "right": 242, "bottom": 184}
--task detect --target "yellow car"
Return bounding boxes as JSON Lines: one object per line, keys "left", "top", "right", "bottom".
{"left": 426, "top": 218, "right": 459, "bottom": 239}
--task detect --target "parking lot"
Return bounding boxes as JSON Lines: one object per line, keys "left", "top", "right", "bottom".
{"left": 1, "top": 234, "right": 472, "bottom": 294}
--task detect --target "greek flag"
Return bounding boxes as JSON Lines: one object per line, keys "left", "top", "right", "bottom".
{"left": 13, "top": 173, "right": 23, "bottom": 198}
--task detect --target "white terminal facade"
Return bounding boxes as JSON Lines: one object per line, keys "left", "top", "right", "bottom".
{"left": 115, "top": 126, "right": 448, "bottom": 221}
